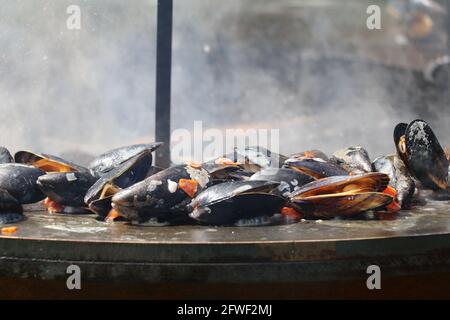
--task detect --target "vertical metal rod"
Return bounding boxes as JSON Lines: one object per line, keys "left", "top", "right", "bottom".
{"left": 447, "top": 0, "right": 450, "bottom": 55}
{"left": 155, "top": 0, "right": 173, "bottom": 168}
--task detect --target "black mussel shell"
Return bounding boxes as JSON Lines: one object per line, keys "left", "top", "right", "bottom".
{"left": 0, "top": 189, "right": 24, "bottom": 224}
{"left": 404, "top": 120, "right": 449, "bottom": 191}
{"left": 89, "top": 142, "right": 162, "bottom": 177}
{"left": 190, "top": 193, "right": 284, "bottom": 226}
{"left": 283, "top": 157, "right": 348, "bottom": 179}
{"left": 224, "top": 146, "right": 287, "bottom": 172}
{"left": 111, "top": 164, "right": 211, "bottom": 217}
{"left": 249, "top": 168, "right": 314, "bottom": 197}
{"left": 0, "top": 147, "right": 13, "bottom": 164}
{"left": 394, "top": 123, "right": 408, "bottom": 161}
{"left": 84, "top": 149, "right": 153, "bottom": 205}
{"left": 201, "top": 160, "right": 241, "bottom": 182}
{"left": 0, "top": 164, "right": 45, "bottom": 204}
{"left": 189, "top": 180, "right": 283, "bottom": 225}
{"left": 90, "top": 196, "right": 114, "bottom": 218}
{"left": 37, "top": 171, "right": 98, "bottom": 207}
{"left": 14, "top": 151, "right": 87, "bottom": 173}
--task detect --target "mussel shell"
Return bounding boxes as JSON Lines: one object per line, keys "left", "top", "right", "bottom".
{"left": 393, "top": 122, "right": 408, "bottom": 157}
{"left": 37, "top": 171, "right": 98, "bottom": 207}
{"left": 0, "top": 164, "right": 45, "bottom": 204}
{"left": 84, "top": 149, "right": 153, "bottom": 205}
{"left": 190, "top": 192, "right": 285, "bottom": 226}
{"left": 372, "top": 154, "right": 415, "bottom": 208}
{"left": 201, "top": 161, "right": 241, "bottom": 181}
{"left": 14, "top": 151, "right": 87, "bottom": 172}
{"left": 0, "top": 189, "right": 23, "bottom": 213}
{"left": 330, "top": 146, "right": 372, "bottom": 174}
{"left": 224, "top": 146, "right": 287, "bottom": 172}
{"left": 403, "top": 120, "right": 449, "bottom": 191}
{"left": 291, "top": 192, "right": 393, "bottom": 219}
{"left": 89, "top": 142, "right": 162, "bottom": 177}
{"left": 89, "top": 196, "right": 114, "bottom": 217}
{"left": 290, "top": 173, "right": 390, "bottom": 199}
{"left": 289, "top": 150, "right": 329, "bottom": 161}
{"left": 249, "top": 168, "right": 314, "bottom": 197}
{"left": 0, "top": 147, "right": 13, "bottom": 164}
{"left": 284, "top": 158, "right": 348, "bottom": 179}
{"left": 111, "top": 164, "right": 211, "bottom": 216}
{"left": 0, "top": 189, "right": 24, "bottom": 224}
{"left": 189, "top": 180, "right": 280, "bottom": 209}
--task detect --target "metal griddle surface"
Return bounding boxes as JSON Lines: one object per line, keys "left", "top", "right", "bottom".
{"left": 3, "top": 200, "right": 450, "bottom": 243}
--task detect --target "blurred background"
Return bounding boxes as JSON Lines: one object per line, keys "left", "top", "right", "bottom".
{"left": 1, "top": 0, "right": 449, "bottom": 165}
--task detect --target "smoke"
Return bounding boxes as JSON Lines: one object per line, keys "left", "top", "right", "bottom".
{"left": 0, "top": 0, "right": 449, "bottom": 164}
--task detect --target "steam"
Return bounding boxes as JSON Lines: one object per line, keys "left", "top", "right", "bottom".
{"left": 0, "top": 0, "right": 449, "bottom": 165}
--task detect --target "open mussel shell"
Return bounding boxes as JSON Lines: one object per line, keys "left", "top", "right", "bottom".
{"left": 88, "top": 142, "right": 162, "bottom": 177}
{"left": 89, "top": 196, "right": 114, "bottom": 218}
{"left": 249, "top": 167, "right": 314, "bottom": 197}
{"left": 37, "top": 171, "right": 98, "bottom": 207}
{"left": 291, "top": 192, "right": 393, "bottom": 219}
{"left": 0, "top": 163, "right": 45, "bottom": 204}
{"left": 393, "top": 122, "right": 408, "bottom": 157}
{"left": 14, "top": 151, "right": 87, "bottom": 173}
{"left": 111, "top": 163, "right": 212, "bottom": 219}
{"left": 84, "top": 149, "right": 153, "bottom": 206}
{"left": 289, "top": 173, "right": 392, "bottom": 218}
{"left": 189, "top": 180, "right": 284, "bottom": 226}
{"left": 405, "top": 120, "right": 449, "bottom": 191}
{"left": 330, "top": 146, "right": 372, "bottom": 174}
{"left": 290, "top": 172, "right": 390, "bottom": 199}
{"left": 283, "top": 157, "right": 348, "bottom": 179}
{"left": 0, "top": 147, "right": 13, "bottom": 164}
{"left": 0, "top": 189, "right": 24, "bottom": 224}
{"left": 201, "top": 159, "right": 242, "bottom": 182}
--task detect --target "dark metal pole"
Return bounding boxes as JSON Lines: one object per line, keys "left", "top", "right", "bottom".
{"left": 155, "top": 0, "right": 173, "bottom": 168}
{"left": 447, "top": 0, "right": 450, "bottom": 55}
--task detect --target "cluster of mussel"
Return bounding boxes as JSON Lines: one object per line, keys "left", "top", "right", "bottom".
{"left": 0, "top": 119, "right": 449, "bottom": 227}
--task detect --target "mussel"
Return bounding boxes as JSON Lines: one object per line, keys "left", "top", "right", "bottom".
{"left": 249, "top": 167, "right": 314, "bottom": 197}
{"left": 0, "top": 163, "right": 46, "bottom": 224}
{"left": 283, "top": 157, "right": 348, "bottom": 179}
{"left": 289, "top": 173, "right": 393, "bottom": 218}
{"left": 15, "top": 151, "right": 96, "bottom": 213}
{"left": 289, "top": 150, "right": 329, "bottom": 161}
{"left": 330, "top": 146, "right": 372, "bottom": 174}
{"left": 111, "top": 162, "right": 212, "bottom": 223}
{"left": 0, "top": 164, "right": 46, "bottom": 204}
{"left": 0, "top": 189, "right": 24, "bottom": 224}
{"left": 188, "top": 180, "right": 284, "bottom": 226}
{"left": 85, "top": 149, "right": 154, "bottom": 218}
{"left": 200, "top": 158, "right": 243, "bottom": 182}
{"left": 372, "top": 154, "right": 416, "bottom": 209}
{"left": 37, "top": 171, "right": 98, "bottom": 213}
{"left": 15, "top": 151, "right": 87, "bottom": 173}
{"left": 394, "top": 119, "right": 450, "bottom": 191}
{"left": 223, "top": 146, "right": 287, "bottom": 173}
{"left": 88, "top": 142, "right": 162, "bottom": 177}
